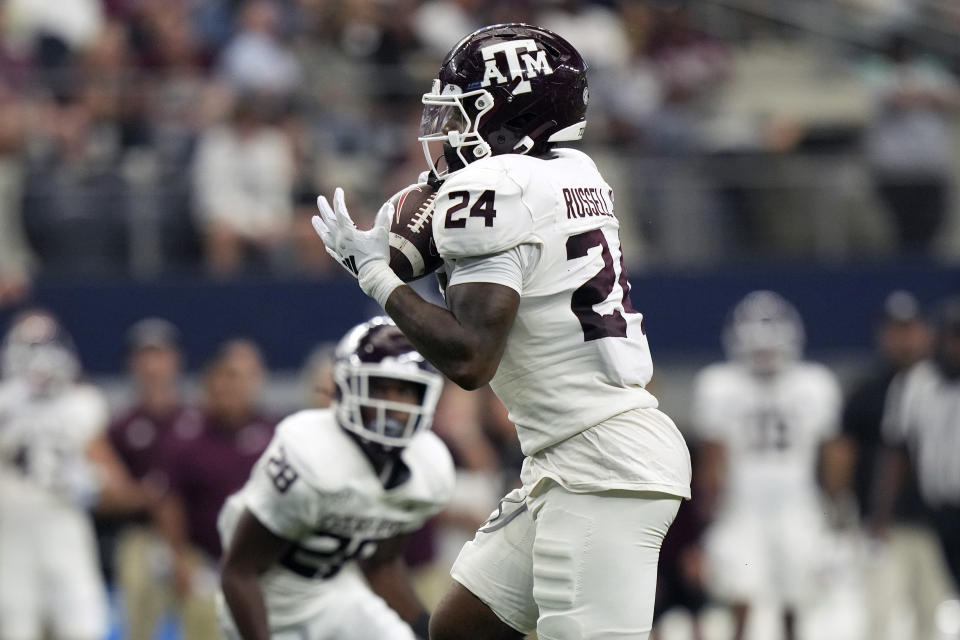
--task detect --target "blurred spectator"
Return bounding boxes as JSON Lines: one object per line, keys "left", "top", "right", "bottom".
{"left": 539, "top": 0, "right": 631, "bottom": 73}
{"left": 0, "top": 309, "right": 149, "bottom": 640}
{"left": 134, "top": 0, "right": 225, "bottom": 272}
{"left": 412, "top": 0, "right": 482, "bottom": 58}
{"left": 80, "top": 19, "right": 148, "bottom": 147}
{"left": 880, "top": 296, "right": 960, "bottom": 595}
{"left": 844, "top": 291, "right": 932, "bottom": 520}
{"left": 597, "top": 1, "right": 661, "bottom": 142}
{"left": 843, "top": 291, "right": 952, "bottom": 640}
{"left": 0, "top": 81, "right": 30, "bottom": 306}
{"left": 154, "top": 338, "right": 275, "bottom": 639}
{"left": 192, "top": 95, "right": 296, "bottom": 275}
{"left": 218, "top": 0, "right": 301, "bottom": 96}
{"left": 3, "top": 0, "right": 105, "bottom": 97}
{"left": 21, "top": 94, "right": 130, "bottom": 276}
{"left": 3, "top": 0, "right": 104, "bottom": 51}
{"left": 691, "top": 291, "right": 846, "bottom": 640}
{"left": 104, "top": 318, "right": 204, "bottom": 640}
{"left": 299, "top": 341, "right": 336, "bottom": 409}
{"left": 862, "top": 33, "right": 960, "bottom": 255}
{"left": 609, "top": 2, "right": 732, "bottom": 265}
{"left": 642, "top": 4, "right": 730, "bottom": 152}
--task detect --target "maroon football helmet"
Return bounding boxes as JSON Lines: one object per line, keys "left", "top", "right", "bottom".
{"left": 333, "top": 316, "right": 443, "bottom": 448}
{"left": 419, "top": 23, "right": 589, "bottom": 178}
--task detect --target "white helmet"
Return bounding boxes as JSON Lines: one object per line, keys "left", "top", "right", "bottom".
{"left": 333, "top": 317, "right": 443, "bottom": 449}
{"left": 1, "top": 309, "right": 80, "bottom": 394}
{"left": 722, "top": 291, "right": 804, "bottom": 374}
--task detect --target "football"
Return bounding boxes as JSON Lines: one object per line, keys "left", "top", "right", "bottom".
{"left": 386, "top": 182, "right": 443, "bottom": 282}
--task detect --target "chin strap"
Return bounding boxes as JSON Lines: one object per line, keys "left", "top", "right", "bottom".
{"left": 513, "top": 121, "right": 560, "bottom": 155}
{"left": 378, "top": 457, "right": 395, "bottom": 485}
{"left": 513, "top": 136, "right": 534, "bottom": 154}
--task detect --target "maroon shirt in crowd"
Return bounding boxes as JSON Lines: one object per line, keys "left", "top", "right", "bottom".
{"left": 109, "top": 405, "right": 201, "bottom": 482}
{"left": 162, "top": 413, "right": 275, "bottom": 559}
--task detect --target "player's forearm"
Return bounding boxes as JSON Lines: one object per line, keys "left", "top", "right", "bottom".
{"left": 153, "top": 494, "right": 190, "bottom": 551}
{"left": 384, "top": 286, "right": 498, "bottom": 389}
{"left": 819, "top": 436, "right": 854, "bottom": 500}
{"left": 870, "top": 446, "right": 907, "bottom": 535}
{"left": 220, "top": 567, "right": 271, "bottom": 640}
{"left": 95, "top": 479, "right": 153, "bottom": 514}
{"left": 364, "top": 559, "right": 429, "bottom": 636}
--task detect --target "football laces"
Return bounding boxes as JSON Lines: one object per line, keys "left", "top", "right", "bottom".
{"left": 407, "top": 191, "right": 438, "bottom": 235}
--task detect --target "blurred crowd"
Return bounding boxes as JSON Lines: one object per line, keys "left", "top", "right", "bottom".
{"left": 1, "top": 2, "right": 959, "bottom": 639}
{"left": 1, "top": 288, "right": 959, "bottom": 640}
{"left": 0, "top": 0, "right": 958, "bottom": 307}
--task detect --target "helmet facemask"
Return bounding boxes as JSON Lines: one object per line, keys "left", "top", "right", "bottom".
{"left": 334, "top": 363, "right": 442, "bottom": 449}
{"left": 332, "top": 317, "right": 443, "bottom": 450}
{"left": 419, "top": 80, "right": 494, "bottom": 180}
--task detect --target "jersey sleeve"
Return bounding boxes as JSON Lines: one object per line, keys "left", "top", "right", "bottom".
{"left": 242, "top": 425, "right": 321, "bottom": 541}
{"left": 401, "top": 431, "right": 456, "bottom": 528}
{"left": 807, "top": 365, "right": 843, "bottom": 440}
{"left": 432, "top": 160, "right": 540, "bottom": 260}
{"left": 72, "top": 385, "right": 110, "bottom": 444}
{"left": 446, "top": 245, "right": 540, "bottom": 293}
{"left": 690, "top": 365, "right": 736, "bottom": 441}
{"left": 419, "top": 433, "right": 456, "bottom": 515}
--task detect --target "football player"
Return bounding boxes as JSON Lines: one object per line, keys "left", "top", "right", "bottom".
{"left": 217, "top": 316, "right": 455, "bottom": 640}
{"left": 0, "top": 308, "right": 149, "bottom": 640}
{"left": 311, "top": 24, "right": 692, "bottom": 640}
{"left": 691, "top": 291, "right": 846, "bottom": 640}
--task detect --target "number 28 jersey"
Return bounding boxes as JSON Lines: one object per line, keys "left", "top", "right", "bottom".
{"left": 217, "top": 410, "right": 455, "bottom": 628}
{"left": 434, "top": 148, "right": 658, "bottom": 456}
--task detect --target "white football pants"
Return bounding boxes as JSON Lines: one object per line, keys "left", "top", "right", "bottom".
{"left": 451, "top": 481, "right": 681, "bottom": 640}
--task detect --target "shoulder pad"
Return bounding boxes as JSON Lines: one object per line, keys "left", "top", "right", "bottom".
{"left": 790, "top": 363, "right": 842, "bottom": 399}
{"left": 433, "top": 157, "right": 538, "bottom": 260}
{"left": 553, "top": 147, "right": 599, "bottom": 172}
{"left": 408, "top": 431, "right": 456, "bottom": 507}
{"left": 693, "top": 363, "right": 742, "bottom": 396}
{"left": 271, "top": 410, "right": 351, "bottom": 491}
{"left": 691, "top": 363, "right": 742, "bottom": 436}
{"left": 68, "top": 385, "right": 110, "bottom": 440}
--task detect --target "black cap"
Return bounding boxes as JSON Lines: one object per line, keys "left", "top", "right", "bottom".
{"left": 881, "top": 290, "right": 923, "bottom": 324}
{"left": 126, "top": 318, "right": 181, "bottom": 353}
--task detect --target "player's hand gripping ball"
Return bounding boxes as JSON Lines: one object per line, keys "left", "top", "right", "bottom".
{"left": 386, "top": 183, "right": 443, "bottom": 282}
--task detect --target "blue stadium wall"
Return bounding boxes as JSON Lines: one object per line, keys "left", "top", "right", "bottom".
{"left": 2, "top": 261, "right": 957, "bottom": 374}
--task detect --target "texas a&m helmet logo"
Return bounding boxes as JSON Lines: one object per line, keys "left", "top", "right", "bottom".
{"left": 480, "top": 39, "right": 554, "bottom": 95}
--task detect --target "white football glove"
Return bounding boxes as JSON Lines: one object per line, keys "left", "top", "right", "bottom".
{"left": 312, "top": 188, "right": 394, "bottom": 278}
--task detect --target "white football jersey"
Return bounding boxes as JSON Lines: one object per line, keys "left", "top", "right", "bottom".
{"left": 217, "top": 409, "right": 455, "bottom": 628}
{"left": 692, "top": 361, "right": 842, "bottom": 512}
{"left": 433, "top": 148, "right": 658, "bottom": 456}
{"left": 0, "top": 380, "right": 108, "bottom": 509}
{"left": 0, "top": 380, "right": 110, "bottom": 640}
